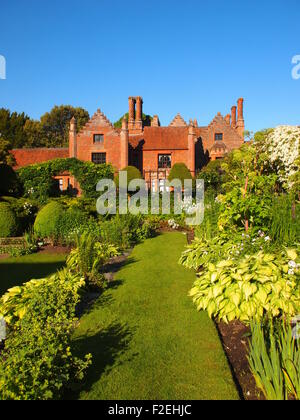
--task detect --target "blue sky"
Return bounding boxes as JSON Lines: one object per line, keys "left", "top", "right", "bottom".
{"left": 0, "top": 0, "right": 299, "bottom": 132}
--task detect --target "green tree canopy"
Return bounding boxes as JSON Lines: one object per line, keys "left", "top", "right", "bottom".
{"left": 0, "top": 108, "right": 29, "bottom": 149}
{"left": 40, "top": 105, "right": 90, "bottom": 147}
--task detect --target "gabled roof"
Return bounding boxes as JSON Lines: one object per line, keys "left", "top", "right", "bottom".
{"left": 169, "top": 113, "right": 187, "bottom": 127}
{"left": 78, "top": 109, "right": 119, "bottom": 136}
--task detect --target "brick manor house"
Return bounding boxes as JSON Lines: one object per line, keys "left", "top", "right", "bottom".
{"left": 12, "top": 96, "right": 245, "bottom": 192}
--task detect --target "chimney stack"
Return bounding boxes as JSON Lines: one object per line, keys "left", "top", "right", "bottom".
{"left": 231, "top": 106, "right": 237, "bottom": 128}
{"left": 225, "top": 114, "right": 231, "bottom": 125}
{"left": 236, "top": 98, "right": 245, "bottom": 138}
{"left": 128, "top": 96, "right": 143, "bottom": 133}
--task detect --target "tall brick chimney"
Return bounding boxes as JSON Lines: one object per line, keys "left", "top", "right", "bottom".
{"left": 128, "top": 96, "right": 143, "bottom": 134}
{"left": 188, "top": 121, "right": 196, "bottom": 175}
{"left": 231, "top": 106, "right": 237, "bottom": 128}
{"left": 225, "top": 114, "right": 231, "bottom": 125}
{"left": 69, "top": 116, "right": 77, "bottom": 158}
{"left": 128, "top": 97, "right": 135, "bottom": 131}
{"left": 135, "top": 96, "right": 143, "bottom": 132}
{"left": 120, "top": 117, "right": 129, "bottom": 169}
{"left": 236, "top": 98, "right": 245, "bottom": 138}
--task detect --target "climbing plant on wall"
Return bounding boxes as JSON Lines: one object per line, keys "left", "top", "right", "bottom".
{"left": 18, "top": 158, "right": 114, "bottom": 201}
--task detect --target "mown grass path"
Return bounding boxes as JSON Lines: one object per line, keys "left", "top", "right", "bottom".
{"left": 72, "top": 233, "right": 239, "bottom": 400}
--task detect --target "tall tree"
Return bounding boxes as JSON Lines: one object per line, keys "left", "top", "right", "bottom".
{"left": 0, "top": 108, "right": 29, "bottom": 148}
{"left": 40, "top": 105, "right": 90, "bottom": 147}
{"left": 0, "top": 136, "right": 15, "bottom": 166}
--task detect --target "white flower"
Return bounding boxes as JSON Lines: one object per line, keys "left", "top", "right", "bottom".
{"left": 264, "top": 236, "right": 271, "bottom": 242}
{"left": 289, "top": 261, "right": 297, "bottom": 269}
{"left": 288, "top": 269, "right": 295, "bottom": 276}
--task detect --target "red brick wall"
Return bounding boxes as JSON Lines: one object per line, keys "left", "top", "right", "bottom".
{"left": 12, "top": 148, "right": 69, "bottom": 169}
{"left": 76, "top": 125, "right": 122, "bottom": 170}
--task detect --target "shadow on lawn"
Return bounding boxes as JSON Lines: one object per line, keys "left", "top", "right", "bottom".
{"left": 0, "top": 261, "right": 66, "bottom": 296}
{"left": 69, "top": 321, "right": 134, "bottom": 400}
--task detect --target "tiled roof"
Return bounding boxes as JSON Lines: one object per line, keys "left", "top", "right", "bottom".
{"left": 141, "top": 127, "right": 189, "bottom": 150}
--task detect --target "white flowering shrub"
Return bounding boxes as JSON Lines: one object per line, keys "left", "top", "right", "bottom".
{"left": 257, "top": 126, "right": 300, "bottom": 189}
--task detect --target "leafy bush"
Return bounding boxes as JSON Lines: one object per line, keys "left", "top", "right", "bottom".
{"left": 168, "top": 163, "right": 192, "bottom": 184}
{"left": 1, "top": 196, "right": 39, "bottom": 234}
{"left": 197, "top": 160, "right": 223, "bottom": 194}
{"left": 248, "top": 319, "right": 300, "bottom": 400}
{"left": 216, "top": 175, "right": 277, "bottom": 232}
{"left": 0, "top": 269, "right": 91, "bottom": 400}
{"left": 98, "top": 214, "right": 157, "bottom": 250}
{"left": 67, "top": 232, "right": 119, "bottom": 290}
{"left": 188, "top": 248, "right": 300, "bottom": 323}
{"left": 0, "top": 202, "right": 19, "bottom": 237}
{"left": 34, "top": 201, "right": 64, "bottom": 240}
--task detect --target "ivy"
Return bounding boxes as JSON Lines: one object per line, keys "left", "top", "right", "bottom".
{"left": 17, "top": 158, "right": 114, "bottom": 201}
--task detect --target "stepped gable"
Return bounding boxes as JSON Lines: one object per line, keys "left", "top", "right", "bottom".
{"left": 77, "top": 109, "right": 118, "bottom": 137}
{"left": 169, "top": 113, "right": 187, "bottom": 127}
{"left": 208, "top": 112, "right": 226, "bottom": 128}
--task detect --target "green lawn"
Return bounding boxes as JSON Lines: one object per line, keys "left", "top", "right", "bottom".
{"left": 72, "top": 233, "right": 239, "bottom": 400}
{"left": 0, "top": 254, "right": 66, "bottom": 296}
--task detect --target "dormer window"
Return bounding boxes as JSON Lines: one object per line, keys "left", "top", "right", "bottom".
{"left": 215, "top": 133, "right": 223, "bottom": 141}
{"left": 94, "top": 134, "right": 104, "bottom": 144}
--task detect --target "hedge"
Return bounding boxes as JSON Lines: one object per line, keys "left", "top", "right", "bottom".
{"left": 0, "top": 202, "right": 19, "bottom": 237}
{"left": 18, "top": 158, "right": 114, "bottom": 201}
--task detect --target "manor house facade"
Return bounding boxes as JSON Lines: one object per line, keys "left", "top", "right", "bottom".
{"left": 12, "top": 96, "right": 245, "bottom": 192}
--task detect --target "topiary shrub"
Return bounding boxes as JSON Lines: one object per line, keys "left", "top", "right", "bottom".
{"left": 115, "top": 166, "right": 143, "bottom": 188}
{"left": 168, "top": 163, "right": 192, "bottom": 185}
{"left": 34, "top": 201, "right": 64, "bottom": 239}
{"left": 0, "top": 202, "right": 19, "bottom": 237}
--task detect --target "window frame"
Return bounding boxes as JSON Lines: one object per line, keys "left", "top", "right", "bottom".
{"left": 91, "top": 152, "right": 107, "bottom": 165}
{"left": 215, "top": 133, "right": 223, "bottom": 141}
{"left": 158, "top": 154, "right": 172, "bottom": 169}
{"left": 93, "top": 134, "right": 104, "bottom": 144}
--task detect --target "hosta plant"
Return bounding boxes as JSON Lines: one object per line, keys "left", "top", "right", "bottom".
{"left": 189, "top": 248, "right": 300, "bottom": 323}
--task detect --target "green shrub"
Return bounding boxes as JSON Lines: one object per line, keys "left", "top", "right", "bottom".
{"left": 168, "top": 163, "right": 192, "bottom": 185}
{"left": 248, "top": 319, "right": 300, "bottom": 400}
{"left": 1, "top": 196, "right": 39, "bottom": 234}
{"left": 56, "top": 207, "right": 88, "bottom": 245}
{"left": 115, "top": 166, "right": 143, "bottom": 189}
{"left": 0, "top": 202, "right": 19, "bottom": 237}
{"left": 197, "top": 160, "right": 223, "bottom": 193}
{"left": 0, "top": 269, "right": 92, "bottom": 400}
{"left": 34, "top": 201, "right": 64, "bottom": 239}
{"left": 188, "top": 248, "right": 300, "bottom": 323}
